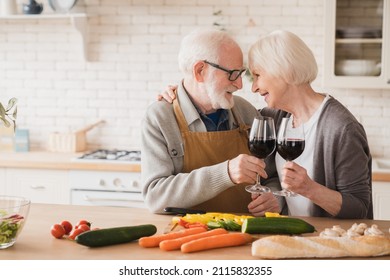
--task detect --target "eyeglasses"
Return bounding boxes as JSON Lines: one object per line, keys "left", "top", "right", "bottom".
{"left": 203, "top": 60, "right": 247, "bottom": 81}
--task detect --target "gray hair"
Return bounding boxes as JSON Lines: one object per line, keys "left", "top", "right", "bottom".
{"left": 248, "top": 30, "right": 318, "bottom": 85}
{"left": 178, "top": 28, "right": 239, "bottom": 76}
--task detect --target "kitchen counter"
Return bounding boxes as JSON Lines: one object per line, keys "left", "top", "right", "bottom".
{"left": 0, "top": 150, "right": 141, "bottom": 172}
{"left": 3, "top": 203, "right": 390, "bottom": 260}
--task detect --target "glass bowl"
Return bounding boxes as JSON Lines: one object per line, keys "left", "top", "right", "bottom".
{"left": 0, "top": 196, "right": 30, "bottom": 249}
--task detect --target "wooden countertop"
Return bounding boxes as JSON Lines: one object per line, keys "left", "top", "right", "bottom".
{"left": 372, "top": 172, "right": 390, "bottom": 182}
{"left": 2, "top": 203, "right": 390, "bottom": 260}
{"left": 0, "top": 150, "right": 141, "bottom": 172}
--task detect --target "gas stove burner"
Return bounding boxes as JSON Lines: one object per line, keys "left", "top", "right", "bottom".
{"left": 78, "top": 149, "right": 141, "bottom": 162}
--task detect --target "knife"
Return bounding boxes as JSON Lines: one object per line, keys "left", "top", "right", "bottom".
{"left": 164, "top": 207, "right": 206, "bottom": 215}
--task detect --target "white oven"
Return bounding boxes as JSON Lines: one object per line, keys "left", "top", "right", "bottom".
{"left": 69, "top": 150, "right": 146, "bottom": 208}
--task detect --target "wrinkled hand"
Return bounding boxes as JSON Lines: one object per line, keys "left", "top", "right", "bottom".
{"left": 248, "top": 193, "right": 280, "bottom": 217}
{"left": 280, "top": 161, "right": 312, "bottom": 195}
{"left": 156, "top": 85, "right": 178, "bottom": 103}
{"left": 227, "top": 154, "right": 267, "bottom": 185}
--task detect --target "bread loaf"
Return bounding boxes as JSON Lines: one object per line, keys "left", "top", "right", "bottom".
{"left": 252, "top": 235, "right": 390, "bottom": 259}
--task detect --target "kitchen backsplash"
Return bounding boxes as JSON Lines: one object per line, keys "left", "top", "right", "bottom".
{"left": 1, "top": 0, "right": 389, "bottom": 158}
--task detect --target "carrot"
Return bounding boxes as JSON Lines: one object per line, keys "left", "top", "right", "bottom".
{"left": 181, "top": 232, "right": 253, "bottom": 253}
{"left": 139, "top": 227, "right": 207, "bottom": 248}
{"left": 159, "top": 228, "right": 228, "bottom": 251}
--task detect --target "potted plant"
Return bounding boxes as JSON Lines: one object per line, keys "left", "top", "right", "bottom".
{"left": 0, "top": 98, "right": 17, "bottom": 128}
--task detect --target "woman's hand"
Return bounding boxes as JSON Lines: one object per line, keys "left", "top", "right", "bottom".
{"left": 281, "top": 161, "right": 342, "bottom": 216}
{"left": 280, "top": 161, "right": 312, "bottom": 195}
{"left": 248, "top": 192, "right": 280, "bottom": 216}
{"left": 157, "top": 85, "right": 178, "bottom": 103}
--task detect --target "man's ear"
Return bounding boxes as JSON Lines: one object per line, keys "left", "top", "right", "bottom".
{"left": 193, "top": 61, "right": 206, "bottom": 82}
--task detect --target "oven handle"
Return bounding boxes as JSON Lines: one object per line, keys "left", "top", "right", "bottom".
{"left": 82, "top": 195, "right": 141, "bottom": 203}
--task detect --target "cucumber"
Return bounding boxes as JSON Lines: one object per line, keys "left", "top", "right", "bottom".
{"left": 241, "top": 217, "right": 316, "bottom": 235}
{"left": 76, "top": 224, "right": 157, "bottom": 247}
{"left": 207, "top": 220, "right": 241, "bottom": 231}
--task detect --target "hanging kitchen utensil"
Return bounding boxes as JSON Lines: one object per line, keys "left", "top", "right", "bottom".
{"left": 47, "top": 120, "right": 105, "bottom": 153}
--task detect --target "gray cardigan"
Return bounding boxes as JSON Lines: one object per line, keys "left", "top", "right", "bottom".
{"left": 140, "top": 83, "right": 280, "bottom": 213}
{"left": 261, "top": 96, "right": 373, "bottom": 219}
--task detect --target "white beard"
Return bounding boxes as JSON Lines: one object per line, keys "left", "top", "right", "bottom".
{"left": 205, "top": 79, "right": 235, "bottom": 110}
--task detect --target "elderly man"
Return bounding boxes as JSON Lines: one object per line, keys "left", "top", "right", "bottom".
{"left": 141, "top": 29, "right": 280, "bottom": 214}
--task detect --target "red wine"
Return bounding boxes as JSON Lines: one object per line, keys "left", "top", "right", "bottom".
{"left": 249, "top": 139, "right": 276, "bottom": 159}
{"left": 277, "top": 139, "right": 305, "bottom": 161}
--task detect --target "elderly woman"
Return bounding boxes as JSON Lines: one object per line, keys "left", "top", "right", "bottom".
{"left": 248, "top": 30, "right": 372, "bottom": 219}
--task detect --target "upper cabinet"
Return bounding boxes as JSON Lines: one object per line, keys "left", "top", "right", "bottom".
{"left": 323, "top": 0, "right": 390, "bottom": 89}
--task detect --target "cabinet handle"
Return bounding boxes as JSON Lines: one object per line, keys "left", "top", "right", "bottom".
{"left": 30, "top": 185, "right": 46, "bottom": 190}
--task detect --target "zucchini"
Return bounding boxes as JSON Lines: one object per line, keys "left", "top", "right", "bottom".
{"left": 241, "top": 217, "right": 316, "bottom": 235}
{"left": 76, "top": 224, "right": 157, "bottom": 247}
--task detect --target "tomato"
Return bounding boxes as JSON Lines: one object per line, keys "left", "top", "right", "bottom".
{"left": 77, "top": 224, "right": 90, "bottom": 232}
{"left": 51, "top": 224, "right": 65, "bottom": 239}
{"left": 60, "top": 220, "right": 73, "bottom": 235}
{"left": 68, "top": 228, "right": 85, "bottom": 240}
{"left": 76, "top": 219, "right": 91, "bottom": 228}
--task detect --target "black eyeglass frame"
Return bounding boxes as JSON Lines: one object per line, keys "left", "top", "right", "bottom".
{"left": 203, "top": 60, "right": 247, "bottom": 81}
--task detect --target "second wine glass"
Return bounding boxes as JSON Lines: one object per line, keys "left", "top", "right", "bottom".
{"left": 274, "top": 117, "right": 305, "bottom": 197}
{"left": 245, "top": 116, "right": 276, "bottom": 194}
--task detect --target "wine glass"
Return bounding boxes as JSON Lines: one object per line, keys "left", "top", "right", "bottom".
{"left": 274, "top": 117, "right": 305, "bottom": 197}
{"left": 245, "top": 116, "right": 276, "bottom": 194}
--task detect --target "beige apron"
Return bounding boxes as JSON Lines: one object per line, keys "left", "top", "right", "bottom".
{"left": 173, "top": 99, "right": 252, "bottom": 213}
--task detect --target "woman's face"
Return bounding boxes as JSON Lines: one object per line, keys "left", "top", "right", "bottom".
{"left": 250, "top": 68, "right": 289, "bottom": 110}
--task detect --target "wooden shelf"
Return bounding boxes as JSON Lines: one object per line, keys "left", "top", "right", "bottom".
{"left": 0, "top": 13, "right": 88, "bottom": 61}
{"left": 336, "top": 38, "right": 383, "bottom": 44}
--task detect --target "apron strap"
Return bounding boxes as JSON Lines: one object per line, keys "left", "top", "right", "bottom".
{"left": 173, "top": 99, "right": 190, "bottom": 132}
{"left": 231, "top": 106, "right": 251, "bottom": 133}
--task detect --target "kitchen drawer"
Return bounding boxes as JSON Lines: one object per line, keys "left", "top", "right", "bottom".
{"left": 0, "top": 168, "right": 5, "bottom": 193}
{"left": 71, "top": 189, "right": 145, "bottom": 208}
{"left": 5, "top": 168, "right": 70, "bottom": 204}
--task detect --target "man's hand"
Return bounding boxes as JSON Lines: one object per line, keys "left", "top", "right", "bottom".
{"left": 157, "top": 85, "right": 178, "bottom": 103}
{"left": 227, "top": 154, "right": 267, "bottom": 185}
{"left": 248, "top": 193, "right": 281, "bottom": 216}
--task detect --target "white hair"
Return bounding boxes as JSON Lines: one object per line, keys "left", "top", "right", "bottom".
{"left": 248, "top": 30, "right": 318, "bottom": 85}
{"left": 178, "top": 28, "right": 240, "bottom": 77}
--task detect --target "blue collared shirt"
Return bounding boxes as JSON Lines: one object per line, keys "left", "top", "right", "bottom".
{"left": 198, "top": 109, "right": 229, "bottom": 131}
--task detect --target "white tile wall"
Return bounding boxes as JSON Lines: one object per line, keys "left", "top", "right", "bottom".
{"left": 1, "top": 0, "right": 389, "bottom": 158}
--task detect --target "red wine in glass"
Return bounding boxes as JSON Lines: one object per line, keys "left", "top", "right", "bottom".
{"left": 249, "top": 139, "right": 277, "bottom": 159}
{"left": 277, "top": 138, "right": 305, "bottom": 161}
{"left": 245, "top": 117, "right": 276, "bottom": 194}
{"left": 274, "top": 117, "right": 305, "bottom": 197}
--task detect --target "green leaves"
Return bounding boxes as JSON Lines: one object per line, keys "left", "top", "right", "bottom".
{"left": 0, "top": 98, "right": 18, "bottom": 128}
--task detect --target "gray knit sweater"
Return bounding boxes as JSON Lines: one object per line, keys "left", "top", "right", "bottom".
{"left": 261, "top": 96, "right": 373, "bottom": 219}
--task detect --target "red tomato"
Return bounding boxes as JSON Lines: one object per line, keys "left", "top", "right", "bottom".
{"left": 76, "top": 219, "right": 91, "bottom": 228}
{"left": 68, "top": 228, "right": 85, "bottom": 240}
{"left": 77, "top": 224, "right": 90, "bottom": 232}
{"left": 60, "top": 220, "right": 73, "bottom": 235}
{"left": 51, "top": 224, "right": 65, "bottom": 239}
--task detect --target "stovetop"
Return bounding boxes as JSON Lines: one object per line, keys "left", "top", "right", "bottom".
{"left": 77, "top": 149, "right": 141, "bottom": 162}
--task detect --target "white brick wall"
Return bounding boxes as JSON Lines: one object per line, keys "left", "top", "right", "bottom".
{"left": 1, "top": 0, "right": 389, "bottom": 158}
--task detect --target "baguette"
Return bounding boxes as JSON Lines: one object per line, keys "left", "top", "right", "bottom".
{"left": 252, "top": 235, "right": 390, "bottom": 259}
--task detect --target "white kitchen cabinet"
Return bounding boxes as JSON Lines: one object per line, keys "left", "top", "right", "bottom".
{"left": 323, "top": 0, "right": 390, "bottom": 88}
{"left": 5, "top": 168, "right": 70, "bottom": 204}
{"left": 372, "top": 181, "right": 390, "bottom": 220}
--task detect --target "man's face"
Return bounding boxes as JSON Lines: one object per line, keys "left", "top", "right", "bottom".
{"left": 203, "top": 47, "right": 244, "bottom": 110}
